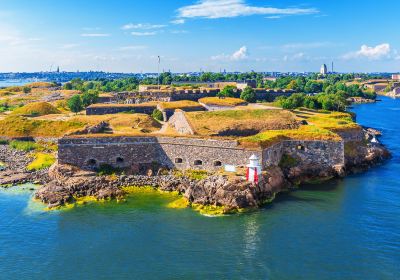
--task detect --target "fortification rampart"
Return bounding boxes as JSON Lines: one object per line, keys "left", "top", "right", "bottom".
{"left": 58, "top": 135, "right": 345, "bottom": 173}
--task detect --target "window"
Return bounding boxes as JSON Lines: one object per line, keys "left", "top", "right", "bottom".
{"left": 297, "top": 145, "right": 305, "bottom": 151}
{"left": 175, "top": 158, "right": 183, "bottom": 164}
{"left": 116, "top": 157, "right": 124, "bottom": 164}
{"left": 87, "top": 159, "right": 97, "bottom": 166}
{"left": 214, "top": 161, "right": 222, "bottom": 167}
{"left": 194, "top": 160, "right": 203, "bottom": 166}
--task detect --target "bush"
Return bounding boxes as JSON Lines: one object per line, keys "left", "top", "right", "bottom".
{"left": 81, "top": 91, "right": 99, "bottom": 107}
{"left": 67, "top": 95, "right": 83, "bottom": 113}
{"left": 217, "top": 85, "right": 238, "bottom": 98}
{"left": 97, "top": 164, "right": 121, "bottom": 176}
{"left": 22, "top": 86, "right": 31, "bottom": 93}
{"left": 240, "top": 87, "right": 256, "bottom": 102}
{"left": 9, "top": 140, "right": 38, "bottom": 152}
{"left": 151, "top": 109, "right": 163, "bottom": 121}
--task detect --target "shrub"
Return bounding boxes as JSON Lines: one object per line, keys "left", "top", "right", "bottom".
{"left": 151, "top": 109, "right": 163, "bottom": 121}
{"left": 279, "top": 154, "right": 299, "bottom": 168}
{"left": 97, "top": 164, "right": 121, "bottom": 176}
{"left": 0, "top": 139, "right": 8, "bottom": 145}
{"left": 217, "top": 85, "right": 238, "bottom": 98}
{"left": 9, "top": 140, "right": 38, "bottom": 152}
{"left": 27, "top": 153, "right": 55, "bottom": 171}
{"left": 67, "top": 95, "right": 83, "bottom": 113}
{"left": 240, "top": 87, "right": 256, "bottom": 103}
{"left": 22, "top": 86, "right": 31, "bottom": 93}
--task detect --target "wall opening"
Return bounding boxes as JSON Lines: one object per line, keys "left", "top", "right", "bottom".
{"left": 116, "top": 157, "right": 124, "bottom": 164}
{"left": 214, "top": 161, "right": 222, "bottom": 167}
{"left": 194, "top": 160, "right": 203, "bottom": 166}
{"left": 175, "top": 158, "right": 183, "bottom": 164}
{"left": 87, "top": 159, "right": 97, "bottom": 166}
{"left": 297, "top": 145, "right": 305, "bottom": 151}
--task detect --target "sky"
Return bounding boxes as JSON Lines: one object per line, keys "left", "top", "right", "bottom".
{"left": 0, "top": 0, "right": 399, "bottom": 73}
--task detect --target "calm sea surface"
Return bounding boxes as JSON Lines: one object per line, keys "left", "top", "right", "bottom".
{"left": 0, "top": 97, "right": 399, "bottom": 279}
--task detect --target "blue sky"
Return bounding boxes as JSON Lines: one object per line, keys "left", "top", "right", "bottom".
{"left": 0, "top": 0, "right": 399, "bottom": 73}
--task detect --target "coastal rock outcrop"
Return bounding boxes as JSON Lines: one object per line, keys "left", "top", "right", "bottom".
{"left": 0, "top": 145, "right": 50, "bottom": 186}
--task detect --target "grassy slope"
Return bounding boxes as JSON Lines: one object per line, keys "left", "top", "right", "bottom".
{"left": 12, "top": 102, "right": 60, "bottom": 116}
{"left": 240, "top": 109, "right": 359, "bottom": 148}
{"left": 199, "top": 97, "right": 247, "bottom": 106}
{"left": 186, "top": 109, "right": 299, "bottom": 136}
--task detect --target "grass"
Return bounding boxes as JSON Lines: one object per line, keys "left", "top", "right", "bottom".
{"left": 9, "top": 140, "right": 38, "bottom": 151}
{"left": 186, "top": 109, "right": 299, "bottom": 136}
{"left": 12, "top": 102, "right": 61, "bottom": 116}
{"left": 199, "top": 97, "right": 247, "bottom": 107}
{"left": 158, "top": 100, "right": 203, "bottom": 110}
{"left": 70, "top": 113, "right": 162, "bottom": 134}
{"left": 27, "top": 153, "right": 56, "bottom": 171}
{"left": 173, "top": 169, "right": 209, "bottom": 180}
{"left": 239, "top": 110, "right": 357, "bottom": 148}
{"left": 0, "top": 116, "right": 84, "bottom": 137}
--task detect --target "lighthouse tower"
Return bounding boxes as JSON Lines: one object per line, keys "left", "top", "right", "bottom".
{"left": 246, "top": 154, "right": 262, "bottom": 183}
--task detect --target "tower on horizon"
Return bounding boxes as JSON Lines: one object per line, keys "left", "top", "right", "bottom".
{"left": 320, "top": 64, "right": 328, "bottom": 75}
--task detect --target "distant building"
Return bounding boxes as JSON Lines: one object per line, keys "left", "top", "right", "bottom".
{"left": 320, "top": 64, "right": 328, "bottom": 75}
{"left": 392, "top": 74, "right": 400, "bottom": 81}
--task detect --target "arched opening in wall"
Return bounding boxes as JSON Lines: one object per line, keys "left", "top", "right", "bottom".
{"left": 194, "top": 160, "right": 203, "bottom": 166}
{"left": 175, "top": 158, "right": 183, "bottom": 164}
{"left": 214, "top": 161, "right": 222, "bottom": 167}
{"left": 87, "top": 159, "right": 97, "bottom": 167}
{"left": 297, "top": 145, "right": 305, "bottom": 151}
{"left": 116, "top": 157, "right": 124, "bottom": 164}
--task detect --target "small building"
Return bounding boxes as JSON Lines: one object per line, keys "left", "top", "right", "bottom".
{"left": 392, "top": 74, "right": 400, "bottom": 81}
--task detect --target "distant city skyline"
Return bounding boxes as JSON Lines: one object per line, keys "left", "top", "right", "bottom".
{"left": 0, "top": 0, "right": 399, "bottom": 73}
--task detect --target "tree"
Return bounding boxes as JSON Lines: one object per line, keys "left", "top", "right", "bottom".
{"left": 81, "top": 90, "right": 99, "bottom": 107}
{"left": 217, "top": 85, "right": 237, "bottom": 98}
{"left": 67, "top": 95, "right": 83, "bottom": 113}
{"left": 286, "top": 80, "right": 298, "bottom": 91}
{"left": 63, "top": 82, "right": 73, "bottom": 90}
{"left": 22, "top": 86, "right": 31, "bottom": 93}
{"left": 240, "top": 87, "right": 256, "bottom": 102}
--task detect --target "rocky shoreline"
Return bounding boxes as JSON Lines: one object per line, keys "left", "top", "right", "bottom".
{"left": 0, "top": 128, "right": 391, "bottom": 213}
{"left": 0, "top": 145, "right": 50, "bottom": 186}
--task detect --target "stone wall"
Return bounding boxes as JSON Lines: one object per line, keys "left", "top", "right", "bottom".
{"left": 58, "top": 136, "right": 262, "bottom": 172}
{"left": 336, "top": 128, "right": 364, "bottom": 143}
{"left": 282, "top": 140, "right": 344, "bottom": 167}
{"left": 168, "top": 111, "right": 195, "bottom": 135}
{"left": 86, "top": 105, "right": 157, "bottom": 115}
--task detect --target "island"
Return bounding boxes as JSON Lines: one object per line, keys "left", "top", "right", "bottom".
{"left": 0, "top": 74, "right": 392, "bottom": 215}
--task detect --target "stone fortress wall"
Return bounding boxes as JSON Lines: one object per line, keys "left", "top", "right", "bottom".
{"left": 58, "top": 136, "right": 345, "bottom": 173}
{"left": 58, "top": 136, "right": 262, "bottom": 172}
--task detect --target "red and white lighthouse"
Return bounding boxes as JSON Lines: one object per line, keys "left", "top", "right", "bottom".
{"left": 246, "top": 154, "right": 262, "bottom": 183}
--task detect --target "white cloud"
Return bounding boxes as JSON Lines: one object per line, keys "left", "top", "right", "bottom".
{"left": 121, "top": 23, "right": 166, "bottom": 30}
{"left": 131, "top": 31, "right": 157, "bottom": 36}
{"left": 343, "top": 43, "right": 391, "bottom": 60}
{"left": 118, "top": 45, "right": 147, "bottom": 51}
{"left": 283, "top": 52, "right": 306, "bottom": 61}
{"left": 212, "top": 46, "right": 248, "bottom": 61}
{"left": 81, "top": 33, "right": 110, "bottom": 37}
{"left": 171, "top": 19, "right": 185, "bottom": 24}
{"left": 170, "top": 30, "right": 188, "bottom": 34}
{"left": 177, "top": 0, "right": 318, "bottom": 19}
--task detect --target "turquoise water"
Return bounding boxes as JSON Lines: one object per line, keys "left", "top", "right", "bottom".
{"left": 1, "top": 97, "right": 400, "bottom": 279}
